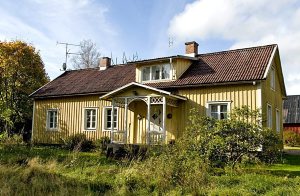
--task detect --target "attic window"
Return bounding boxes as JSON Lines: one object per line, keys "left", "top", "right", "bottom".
{"left": 270, "top": 67, "right": 275, "bottom": 90}
{"left": 142, "top": 64, "right": 171, "bottom": 82}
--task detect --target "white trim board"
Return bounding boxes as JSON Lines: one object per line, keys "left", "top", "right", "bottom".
{"left": 99, "top": 82, "right": 187, "bottom": 100}
{"left": 263, "top": 45, "right": 277, "bottom": 79}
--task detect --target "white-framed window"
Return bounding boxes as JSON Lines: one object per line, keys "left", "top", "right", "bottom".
{"left": 207, "top": 101, "right": 230, "bottom": 120}
{"left": 103, "top": 107, "right": 118, "bottom": 130}
{"left": 267, "top": 104, "right": 272, "bottom": 128}
{"left": 84, "top": 108, "right": 97, "bottom": 130}
{"left": 276, "top": 109, "right": 280, "bottom": 133}
{"left": 270, "top": 67, "right": 275, "bottom": 90}
{"left": 47, "top": 109, "right": 58, "bottom": 130}
{"left": 142, "top": 64, "right": 171, "bottom": 82}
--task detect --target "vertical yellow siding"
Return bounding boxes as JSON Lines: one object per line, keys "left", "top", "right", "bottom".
{"left": 172, "top": 59, "right": 192, "bottom": 80}
{"left": 33, "top": 83, "right": 262, "bottom": 144}
{"left": 261, "top": 58, "right": 284, "bottom": 135}
{"left": 33, "top": 95, "right": 135, "bottom": 144}
{"left": 176, "top": 84, "right": 258, "bottom": 136}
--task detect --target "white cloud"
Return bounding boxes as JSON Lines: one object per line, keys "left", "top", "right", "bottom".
{"left": 168, "top": 0, "right": 300, "bottom": 95}
{"left": 0, "top": 0, "right": 118, "bottom": 79}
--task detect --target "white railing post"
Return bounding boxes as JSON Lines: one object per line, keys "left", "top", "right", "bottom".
{"left": 162, "top": 96, "right": 166, "bottom": 144}
{"left": 147, "top": 97, "right": 151, "bottom": 145}
{"left": 124, "top": 98, "right": 128, "bottom": 144}
{"left": 111, "top": 99, "right": 115, "bottom": 143}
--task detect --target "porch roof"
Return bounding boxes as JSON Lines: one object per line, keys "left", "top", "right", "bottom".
{"left": 99, "top": 82, "right": 187, "bottom": 101}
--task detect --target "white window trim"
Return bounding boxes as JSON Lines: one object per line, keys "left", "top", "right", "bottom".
{"left": 141, "top": 64, "right": 172, "bottom": 82}
{"left": 46, "top": 109, "right": 58, "bottom": 131}
{"left": 267, "top": 104, "right": 272, "bottom": 128}
{"left": 83, "top": 107, "right": 98, "bottom": 131}
{"left": 206, "top": 101, "right": 231, "bottom": 119}
{"left": 276, "top": 108, "right": 280, "bottom": 133}
{"left": 270, "top": 66, "right": 275, "bottom": 91}
{"left": 102, "top": 106, "right": 119, "bottom": 131}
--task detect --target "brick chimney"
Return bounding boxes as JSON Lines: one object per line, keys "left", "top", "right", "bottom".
{"left": 99, "top": 57, "right": 111, "bottom": 70}
{"left": 185, "top": 41, "right": 199, "bottom": 57}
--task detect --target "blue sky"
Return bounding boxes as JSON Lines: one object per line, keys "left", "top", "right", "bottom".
{"left": 1, "top": 0, "right": 300, "bottom": 95}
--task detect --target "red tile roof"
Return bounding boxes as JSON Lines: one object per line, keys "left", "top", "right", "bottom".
{"left": 31, "top": 44, "right": 276, "bottom": 98}
{"left": 148, "top": 44, "right": 276, "bottom": 88}
{"left": 31, "top": 64, "right": 136, "bottom": 98}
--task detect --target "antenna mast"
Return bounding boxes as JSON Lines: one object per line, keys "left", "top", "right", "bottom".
{"left": 168, "top": 37, "right": 174, "bottom": 48}
{"left": 57, "top": 42, "right": 81, "bottom": 70}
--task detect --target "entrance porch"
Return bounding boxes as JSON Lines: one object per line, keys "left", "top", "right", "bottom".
{"left": 100, "top": 82, "right": 186, "bottom": 144}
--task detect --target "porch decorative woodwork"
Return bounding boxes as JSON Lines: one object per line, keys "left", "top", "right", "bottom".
{"left": 110, "top": 96, "right": 168, "bottom": 145}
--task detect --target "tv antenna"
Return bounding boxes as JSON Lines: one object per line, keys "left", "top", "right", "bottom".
{"left": 57, "top": 42, "right": 81, "bottom": 71}
{"left": 168, "top": 37, "right": 174, "bottom": 48}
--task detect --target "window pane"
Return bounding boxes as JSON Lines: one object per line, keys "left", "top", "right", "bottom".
{"left": 92, "top": 122, "right": 95, "bottom": 128}
{"left": 113, "top": 122, "right": 117, "bottom": 128}
{"left": 220, "top": 105, "right": 227, "bottom": 112}
{"left": 211, "top": 113, "right": 218, "bottom": 119}
{"left": 220, "top": 113, "right": 227, "bottom": 119}
{"left": 161, "top": 64, "right": 170, "bottom": 79}
{"left": 151, "top": 66, "right": 160, "bottom": 80}
{"left": 142, "top": 67, "right": 150, "bottom": 81}
{"left": 107, "top": 122, "right": 111, "bottom": 128}
{"left": 210, "top": 105, "right": 218, "bottom": 112}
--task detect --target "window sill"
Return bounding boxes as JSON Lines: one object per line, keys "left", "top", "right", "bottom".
{"left": 84, "top": 128, "right": 97, "bottom": 131}
{"left": 141, "top": 79, "right": 174, "bottom": 83}
{"left": 46, "top": 128, "right": 58, "bottom": 131}
{"left": 103, "top": 129, "right": 118, "bottom": 132}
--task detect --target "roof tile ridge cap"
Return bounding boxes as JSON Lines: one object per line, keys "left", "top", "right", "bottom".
{"left": 197, "top": 44, "right": 278, "bottom": 57}
{"left": 71, "top": 67, "right": 99, "bottom": 71}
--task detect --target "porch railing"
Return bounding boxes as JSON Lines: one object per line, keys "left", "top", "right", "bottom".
{"left": 149, "top": 130, "right": 164, "bottom": 144}
{"left": 112, "top": 130, "right": 125, "bottom": 144}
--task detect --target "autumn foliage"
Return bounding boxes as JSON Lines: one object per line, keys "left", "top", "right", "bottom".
{"left": 0, "top": 40, "right": 49, "bottom": 138}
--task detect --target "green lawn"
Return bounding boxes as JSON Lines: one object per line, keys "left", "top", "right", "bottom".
{"left": 1, "top": 144, "right": 300, "bottom": 195}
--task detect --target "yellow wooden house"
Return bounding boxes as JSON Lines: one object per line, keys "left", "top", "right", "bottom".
{"left": 30, "top": 41, "right": 286, "bottom": 144}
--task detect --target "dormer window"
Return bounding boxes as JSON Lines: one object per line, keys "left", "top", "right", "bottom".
{"left": 142, "top": 64, "right": 171, "bottom": 82}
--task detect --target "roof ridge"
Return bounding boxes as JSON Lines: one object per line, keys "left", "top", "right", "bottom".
{"left": 64, "top": 63, "right": 133, "bottom": 72}
{"left": 198, "top": 44, "right": 277, "bottom": 57}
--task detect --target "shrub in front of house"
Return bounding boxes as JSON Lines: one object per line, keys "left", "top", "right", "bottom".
{"left": 114, "top": 106, "right": 282, "bottom": 194}
{"left": 95, "top": 136, "right": 111, "bottom": 153}
{"left": 63, "top": 133, "right": 95, "bottom": 152}
{"left": 283, "top": 130, "right": 300, "bottom": 147}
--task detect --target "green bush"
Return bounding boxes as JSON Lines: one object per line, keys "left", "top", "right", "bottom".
{"left": 283, "top": 130, "right": 300, "bottom": 146}
{"left": 0, "top": 132, "right": 24, "bottom": 146}
{"left": 95, "top": 136, "right": 111, "bottom": 152}
{"left": 260, "top": 128, "right": 282, "bottom": 163}
{"left": 184, "top": 106, "right": 281, "bottom": 168}
{"left": 63, "top": 133, "right": 95, "bottom": 152}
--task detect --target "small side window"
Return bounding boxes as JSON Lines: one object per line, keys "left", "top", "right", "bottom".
{"left": 207, "top": 102, "right": 230, "bottom": 120}
{"left": 103, "top": 107, "right": 118, "bottom": 130}
{"left": 267, "top": 104, "right": 272, "bottom": 128}
{"left": 84, "top": 108, "right": 97, "bottom": 130}
{"left": 47, "top": 109, "right": 58, "bottom": 130}
{"left": 276, "top": 109, "right": 280, "bottom": 133}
